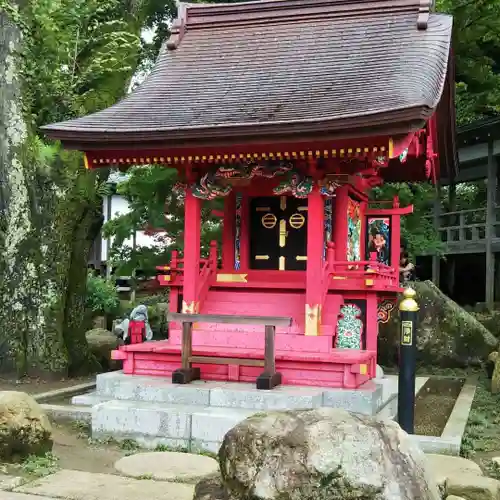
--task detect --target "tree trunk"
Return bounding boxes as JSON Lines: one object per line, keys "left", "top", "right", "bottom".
{"left": 0, "top": 7, "right": 100, "bottom": 379}
{"left": 63, "top": 195, "right": 103, "bottom": 376}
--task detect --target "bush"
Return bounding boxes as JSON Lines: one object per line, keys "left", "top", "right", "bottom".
{"left": 85, "top": 273, "right": 120, "bottom": 317}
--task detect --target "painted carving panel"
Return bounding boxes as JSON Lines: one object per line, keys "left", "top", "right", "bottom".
{"left": 335, "top": 299, "right": 366, "bottom": 349}
{"left": 347, "top": 198, "right": 361, "bottom": 262}
{"left": 366, "top": 217, "right": 391, "bottom": 266}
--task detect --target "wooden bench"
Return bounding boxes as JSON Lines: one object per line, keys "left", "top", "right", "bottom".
{"left": 167, "top": 313, "right": 292, "bottom": 390}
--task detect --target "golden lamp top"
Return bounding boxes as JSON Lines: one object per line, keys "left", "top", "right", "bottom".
{"left": 399, "top": 287, "right": 419, "bottom": 312}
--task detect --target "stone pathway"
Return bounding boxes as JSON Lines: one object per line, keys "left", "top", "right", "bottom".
{"left": 1, "top": 494, "right": 54, "bottom": 500}
{"left": 1, "top": 451, "right": 499, "bottom": 500}
{"left": 0, "top": 451, "right": 218, "bottom": 500}
{"left": 12, "top": 470, "right": 194, "bottom": 500}
{"left": 114, "top": 451, "right": 218, "bottom": 483}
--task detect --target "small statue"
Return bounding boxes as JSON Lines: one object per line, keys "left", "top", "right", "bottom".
{"left": 114, "top": 305, "right": 153, "bottom": 343}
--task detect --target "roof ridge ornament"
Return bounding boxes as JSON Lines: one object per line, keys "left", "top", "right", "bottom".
{"left": 417, "top": 0, "right": 434, "bottom": 30}
{"left": 167, "top": 3, "right": 189, "bottom": 50}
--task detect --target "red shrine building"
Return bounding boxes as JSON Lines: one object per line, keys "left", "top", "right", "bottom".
{"left": 43, "top": 0, "right": 456, "bottom": 390}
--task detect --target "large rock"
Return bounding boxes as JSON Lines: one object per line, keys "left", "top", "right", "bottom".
{"left": 471, "top": 309, "right": 500, "bottom": 339}
{"left": 378, "top": 281, "right": 498, "bottom": 367}
{"left": 0, "top": 391, "right": 53, "bottom": 461}
{"left": 194, "top": 474, "right": 230, "bottom": 500}
{"left": 217, "top": 408, "right": 440, "bottom": 500}
{"left": 85, "top": 328, "right": 120, "bottom": 371}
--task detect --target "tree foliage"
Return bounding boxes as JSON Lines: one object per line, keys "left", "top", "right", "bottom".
{"left": 0, "top": 0, "right": 169, "bottom": 377}
{"left": 438, "top": 0, "right": 500, "bottom": 124}
{"left": 104, "top": 166, "right": 221, "bottom": 276}
{"left": 107, "top": 0, "right": 500, "bottom": 268}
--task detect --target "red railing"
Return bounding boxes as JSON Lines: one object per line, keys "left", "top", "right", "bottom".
{"left": 159, "top": 242, "right": 398, "bottom": 292}
{"left": 156, "top": 243, "right": 216, "bottom": 287}
{"left": 321, "top": 242, "right": 398, "bottom": 291}
{"left": 196, "top": 241, "right": 218, "bottom": 309}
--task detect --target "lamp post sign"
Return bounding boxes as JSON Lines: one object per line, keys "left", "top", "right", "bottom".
{"left": 397, "top": 287, "right": 419, "bottom": 434}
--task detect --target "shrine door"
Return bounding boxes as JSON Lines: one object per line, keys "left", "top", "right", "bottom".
{"left": 249, "top": 196, "right": 307, "bottom": 271}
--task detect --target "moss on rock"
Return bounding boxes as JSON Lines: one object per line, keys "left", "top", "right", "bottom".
{"left": 218, "top": 408, "right": 441, "bottom": 500}
{"left": 0, "top": 391, "right": 53, "bottom": 461}
{"left": 85, "top": 328, "right": 119, "bottom": 371}
{"left": 378, "top": 281, "right": 498, "bottom": 368}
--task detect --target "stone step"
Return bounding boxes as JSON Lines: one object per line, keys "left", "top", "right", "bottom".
{"left": 95, "top": 371, "right": 384, "bottom": 415}
{"left": 92, "top": 399, "right": 257, "bottom": 453}
{"left": 72, "top": 391, "right": 111, "bottom": 407}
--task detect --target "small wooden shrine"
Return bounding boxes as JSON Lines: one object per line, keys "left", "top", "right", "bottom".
{"left": 43, "top": 0, "right": 456, "bottom": 389}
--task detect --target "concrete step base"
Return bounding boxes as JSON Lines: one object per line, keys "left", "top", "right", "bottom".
{"left": 92, "top": 399, "right": 256, "bottom": 453}
{"left": 72, "top": 392, "right": 110, "bottom": 407}
{"left": 95, "top": 371, "right": 384, "bottom": 415}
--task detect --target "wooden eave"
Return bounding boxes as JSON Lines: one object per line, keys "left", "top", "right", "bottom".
{"left": 44, "top": 108, "right": 430, "bottom": 152}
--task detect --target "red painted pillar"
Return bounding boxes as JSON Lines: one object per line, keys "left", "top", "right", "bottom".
{"left": 333, "top": 186, "right": 349, "bottom": 262}
{"left": 182, "top": 190, "right": 201, "bottom": 313}
{"left": 365, "top": 294, "right": 378, "bottom": 351}
{"left": 305, "top": 187, "right": 325, "bottom": 336}
{"left": 391, "top": 196, "right": 401, "bottom": 275}
{"left": 391, "top": 215, "right": 401, "bottom": 273}
{"left": 360, "top": 201, "right": 367, "bottom": 260}
{"left": 222, "top": 192, "right": 236, "bottom": 271}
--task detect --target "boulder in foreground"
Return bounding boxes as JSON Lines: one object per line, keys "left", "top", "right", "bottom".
{"left": 0, "top": 391, "right": 53, "bottom": 461}
{"left": 214, "top": 408, "right": 440, "bottom": 500}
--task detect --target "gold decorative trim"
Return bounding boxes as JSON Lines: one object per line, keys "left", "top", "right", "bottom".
{"left": 255, "top": 207, "right": 271, "bottom": 212}
{"left": 279, "top": 256, "right": 285, "bottom": 271}
{"left": 83, "top": 154, "right": 90, "bottom": 170}
{"left": 333, "top": 276, "right": 347, "bottom": 280}
{"left": 279, "top": 219, "right": 287, "bottom": 247}
{"left": 89, "top": 145, "right": 390, "bottom": 166}
{"left": 296, "top": 256, "right": 307, "bottom": 261}
{"left": 388, "top": 137, "right": 394, "bottom": 158}
{"left": 289, "top": 213, "right": 305, "bottom": 229}
{"left": 280, "top": 196, "right": 287, "bottom": 211}
{"left": 182, "top": 300, "right": 199, "bottom": 314}
{"left": 297, "top": 206, "right": 308, "bottom": 212}
{"left": 305, "top": 304, "right": 321, "bottom": 336}
{"left": 262, "top": 213, "right": 277, "bottom": 229}
{"left": 216, "top": 273, "right": 248, "bottom": 283}
{"left": 365, "top": 279, "right": 374, "bottom": 286}
{"left": 255, "top": 255, "right": 270, "bottom": 260}
{"left": 359, "top": 364, "right": 368, "bottom": 375}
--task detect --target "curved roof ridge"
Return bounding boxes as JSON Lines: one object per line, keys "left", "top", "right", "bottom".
{"left": 174, "top": 0, "right": 433, "bottom": 31}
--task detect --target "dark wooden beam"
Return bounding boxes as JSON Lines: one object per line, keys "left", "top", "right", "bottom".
{"left": 168, "top": 312, "right": 288, "bottom": 389}
{"left": 167, "top": 312, "right": 292, "bottom": 327}
{"left": 486, "top": 139, "right": 497, "bottom": 310}
{"left": 432, "top": 182, "right": 441, "bottom": 287}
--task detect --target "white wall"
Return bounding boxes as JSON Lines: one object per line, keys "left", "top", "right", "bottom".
{"left": 101, "top": 194, "right": 168, "bottom": 262}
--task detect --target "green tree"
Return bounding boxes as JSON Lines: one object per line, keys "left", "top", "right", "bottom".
{"left": 104, "top": 166, "right": 222, "bottom": 277}
{"left": 438, "top": 0, "right": 500, "bottom": 124}
{"left": 0, "top": 0, "right": 165, "bottom": 377}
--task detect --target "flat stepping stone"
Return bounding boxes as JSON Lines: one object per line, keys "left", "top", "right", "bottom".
{"left": 14, "top": 469, "right": 194, "bottom": 500}
{"left": 426, "top": 453, "right": 482, "bottom": 488}
{"left": 114, "top": 451, "right": 219, "bottom": 483}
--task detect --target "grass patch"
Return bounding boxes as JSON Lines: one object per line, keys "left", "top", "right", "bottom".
{"left": 21, "top": 453, "right": 59, "bottom": 477}
{"left": 460, "top": 374, "right": 500, "bottom": 461}
{"left": 154, "top": 443, "right": 217, "bottom": 459}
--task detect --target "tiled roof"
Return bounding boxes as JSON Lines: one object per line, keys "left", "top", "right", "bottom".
{"left": 42, "top": 0, "right": 453, "bottom": 148}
